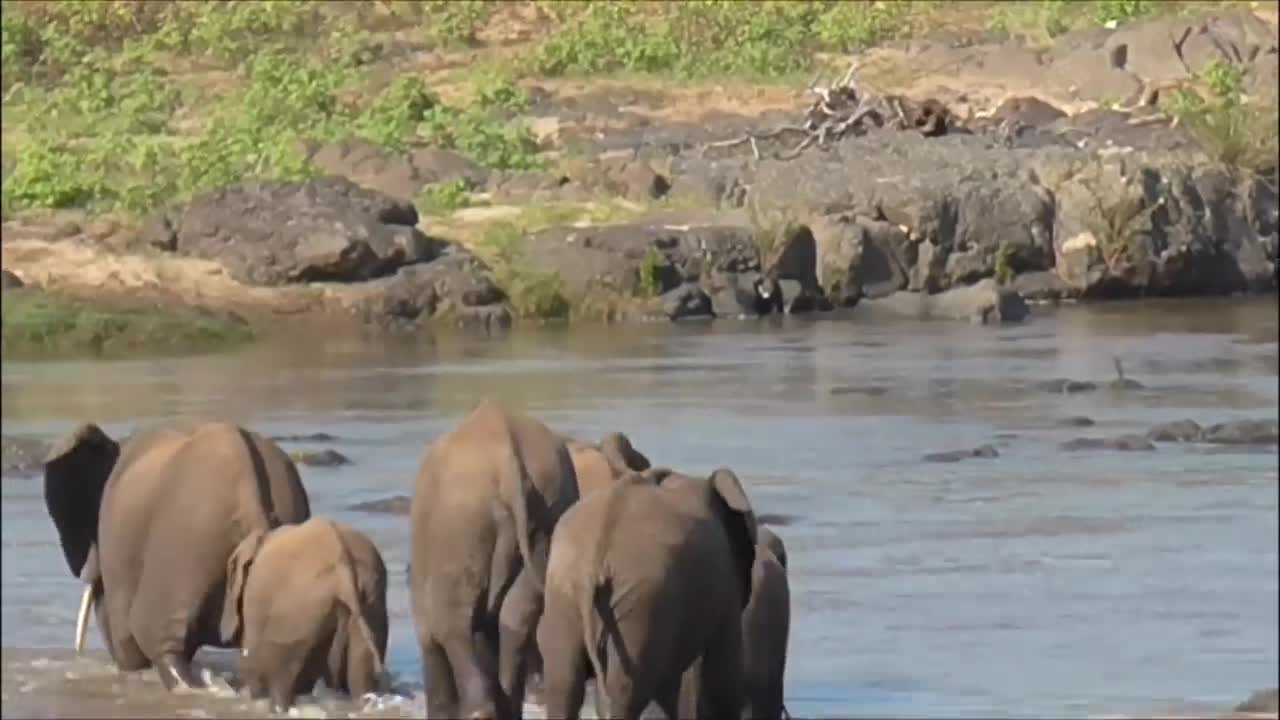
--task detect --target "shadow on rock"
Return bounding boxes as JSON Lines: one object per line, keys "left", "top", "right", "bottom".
{"left": 923, "top": 444, "right": 1000, "bottom": 463}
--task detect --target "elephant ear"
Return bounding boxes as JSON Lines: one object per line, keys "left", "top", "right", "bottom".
{"left": 43, "top": 423, "right": 120, "bottom": 579}
{"left": 758, "top": 526, "right": 788, "bottom": 571}
{"left": 708, "top": 467, "right": 759, "bottom": 610}
{"left": 600, "top": 432, "right": 651, "bottom": 473}
{"left": 221, "top": 529, "right": 268, "bottom": 645}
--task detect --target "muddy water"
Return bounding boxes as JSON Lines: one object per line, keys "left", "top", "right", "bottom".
{"left": 3, "top": 298, "right": 1277, "bottom": 719}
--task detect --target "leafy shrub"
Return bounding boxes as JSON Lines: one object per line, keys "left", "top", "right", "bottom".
{"left": 1168, "top": 59, "right": 1279, "bottom": 172}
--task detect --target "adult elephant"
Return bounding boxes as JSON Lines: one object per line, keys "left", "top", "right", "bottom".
{"left": 43, "top": 421, "right": 311, "bottom": 690}
{"left": 563, "top": 431, "right": 651, "bottom": 497}
{"left": 409, "top": 400, "right": 580, "bottom": 720}
{"left": 222, "top": 517, "right": 389, "bottom": 712}
{"left": 537, "top": 466, "right": 759, "bottom": 720}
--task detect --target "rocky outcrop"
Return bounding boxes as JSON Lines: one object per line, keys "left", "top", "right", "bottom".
{"left": 142, "top": 176, "right": 442, "bottom": 286}
{"left": 861, "top": 279, "right": 1030, "bottom": 325}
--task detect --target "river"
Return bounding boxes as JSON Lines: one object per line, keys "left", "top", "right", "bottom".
{"left": 2, "top": 298, "right": 1277, "bottom": 719}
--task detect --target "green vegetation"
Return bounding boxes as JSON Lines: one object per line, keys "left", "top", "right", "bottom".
{"left": 637, "top": 246, "right": 663, "bottom": 298}
{"left": 0, "top": 1, "right": 539, "bottom": 217}
{"left": 1167, "top": 59, "right": 1279, "bottom": 173}
{"left": 1, "top": 288, "right": 254, "bottom": 358}
{"left": 416, "top": 179, "right": 472, "bottom": 216}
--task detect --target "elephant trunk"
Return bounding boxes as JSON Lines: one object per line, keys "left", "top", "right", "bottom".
{"left": 74, "top": 583, "right": 95, "bottom": 655}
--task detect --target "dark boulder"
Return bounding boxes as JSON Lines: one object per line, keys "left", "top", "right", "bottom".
{"left": 861, "top": 279, "right": 1030, "bottom": 325}
{"left": 143, "top": 176, "right": 444, "bottom": 287}
{"left": 302, "top": 138, "right": 491, "bottom": 202}
{"left": 1059, "top": 416, "right": 1097, "bottom": 427}
{"left": 659, "top": 283, "right": 714, "bottom": 321}
{"left": 1036, "top": 379, "right": 1099, "bottom": 394}
{"left": 347, "top": 246, "right": 511, "bottom": 331}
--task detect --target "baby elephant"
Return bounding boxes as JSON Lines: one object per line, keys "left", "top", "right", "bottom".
{"left": 743, "top": 527, "right": 790, "bottom": 720}
{"left": 222, "top": 517, "right": 390, "bottom": 712}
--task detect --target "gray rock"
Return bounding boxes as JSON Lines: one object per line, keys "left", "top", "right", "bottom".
{"left": 1060, "top": 434, "right": 1157, "bottom": 452}
{"left": 1059, "top": 416, "right": 1096, "bottom": 427}
{"left": 1146, "top": 419, "right": 1203, "bottom": 442}
{"left": 290, "top": 448, "right": 352, "bottom": 467}
{"left": 923, "top": 444, "right": 1000, "bottom": 463}
{"left": 144, "top": 176, "right": 444, "bottom": 287}
{"left": 347, "top": 494, "right": 412, "bottom": 515}
{"left": 348, "top": 246, "right": 511, "bottom": 331}
{"left": 2, "top": 435, "right": 51, "bottom": 478}
{"left": 1200, "top": 418, "right": 1279, "bottom": 446}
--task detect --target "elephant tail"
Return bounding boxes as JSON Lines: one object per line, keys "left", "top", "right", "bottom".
{"left": 504, "top": 439, "right": 545, "bottom": 593}
{"left": 332, "top": 531, "right": 386, "bottom": 684}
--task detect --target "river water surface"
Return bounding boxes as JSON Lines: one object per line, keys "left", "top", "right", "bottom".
{"left": 2, "top": 298, "right": 1277, "bottom": 719}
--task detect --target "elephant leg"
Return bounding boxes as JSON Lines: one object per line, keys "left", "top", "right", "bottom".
{"left": 345, "top": 624, "right": 381, "bottom": 699}
{"left": 694, "top": 617, "right": 743, "bottom": 720}
{"left": 652, "top": 676, "right": 683, "bottom": 720}
{"left": 443, "top": 631, "right": 501, "bottom": 720}
{"left": 101, "top": 591, "right": 149, "bottom": 672}
{"left": 422, "top": 637, "right": 460, "bottom": 719}
{"left": 536, "top": 596, "right": 588, "bottom": 720}
{"left": 498, "top": 569, "right": 542, "bottom": 719}
{"left": 325, "top": 621, "right": 352, "bottom": 695}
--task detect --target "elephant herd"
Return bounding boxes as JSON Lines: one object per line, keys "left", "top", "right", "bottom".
{"left": 41, "top": 399, "right": 792, "bottom": 720}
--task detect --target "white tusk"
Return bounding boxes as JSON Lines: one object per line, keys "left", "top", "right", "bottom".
{"left": 74, "top": 584, "right": 94, "bottom": 655}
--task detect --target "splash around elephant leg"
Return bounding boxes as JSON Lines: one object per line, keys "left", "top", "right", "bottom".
{"left": 155, "top": 652, "right": 205, "bottom": 691}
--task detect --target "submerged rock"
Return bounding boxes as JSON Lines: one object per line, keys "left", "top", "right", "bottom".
{"left": 922, "top": 444, "right": 1001, "bottom": 463}
{"left": 1235, "top": 687, "right": 1279, "bottom": 714}
{"left": 1200, "top": 418, "right": 1279, "bottom": 446}
{"left": 1060, "top": 434, "right": 1157, "bottom": 452}
{"left": 1036, "top": 379, "right": 1099, "bottom": 394}
{"left": 1146, "top": 419, "right": 1203, "bottom": 443}
{"left": 347, "top": 494, "right": 412, "bottom": 515}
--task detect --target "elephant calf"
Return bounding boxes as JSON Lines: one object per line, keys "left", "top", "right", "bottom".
{"left": 222, "top": 517, "right": 389, "bottom": 712}
{"left": 537, "top": 467, "right": 759, "bottom": 720}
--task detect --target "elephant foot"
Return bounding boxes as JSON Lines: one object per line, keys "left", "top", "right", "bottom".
{"left": 156, "top": 653, "right": 204, "bottom": 691}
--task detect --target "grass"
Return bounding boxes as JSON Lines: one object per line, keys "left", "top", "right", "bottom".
{"left": 1, "top": 288, "right": 255, "bottom": 358}
{"left": 1165, "top": 58, "right": 1279, "bottom": 173}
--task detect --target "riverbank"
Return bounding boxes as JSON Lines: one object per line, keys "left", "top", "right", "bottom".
{"left": 2, "top": 1, "right": 1276, "bottom": 354}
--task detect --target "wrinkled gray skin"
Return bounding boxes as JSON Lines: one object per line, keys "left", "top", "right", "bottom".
{"left": 43, "top": 421, "right": 311, "bottom": 691}
{"left": 741, "top": 526, "right": 791, "bottom": 720}
{"left": 537, "top": 467, "right": 758, "bottom": 720}
{"left": 223, "top": 517, "right": 389, "bottom": 713}
{"left": 409, "top": 400, "right": 580, "bottom": 720}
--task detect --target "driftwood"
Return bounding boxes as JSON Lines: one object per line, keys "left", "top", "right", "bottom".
{"left": 701, "top": 62, "right": 952, "bottom": 161}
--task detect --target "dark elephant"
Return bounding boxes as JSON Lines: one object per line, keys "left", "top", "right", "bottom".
{"left": 537, "top": 467, "right": 758, "bottom": 720}
{"left": 409, "top": 400, "right": 580, "bottom": 720}
{"left": 44, "top": 421, "right": 311, "bottom": 690}
{"left": 223, "top": 516, "right": 389, "bottom": 712}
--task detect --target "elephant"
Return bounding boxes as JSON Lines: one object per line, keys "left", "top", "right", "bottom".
{"left": 740, "top": 526, "right": 791, "bottom": 720}
{"left": 409, "top": 399, "right": 580, "bottom": 720}
{"left": 222, "top": 516, "right": 389, "bottom": 712}
{"left": 42, "top": 421, "right": 311, "bottom": 690}
{"left": 563, "top": 431, "right": 651, "bottom": 497}
{"left": 536, "top": 466, "right": 759, "bottom": 720}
